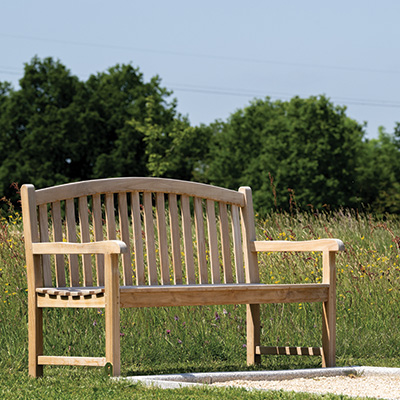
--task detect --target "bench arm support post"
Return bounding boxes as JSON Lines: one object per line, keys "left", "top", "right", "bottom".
{"left": 105, "top": 253, "right": 121, "bottom": 376}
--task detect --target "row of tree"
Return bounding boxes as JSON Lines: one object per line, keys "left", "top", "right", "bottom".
{"left": 1, "top": 57, "right": 399, "bottom": 214}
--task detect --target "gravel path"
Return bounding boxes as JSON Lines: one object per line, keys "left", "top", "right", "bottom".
{"left": 124, "top": 366, "right": 400, "bottom": 399}
{"left": 213, "top": 374, "right": 400, "bottom": 399}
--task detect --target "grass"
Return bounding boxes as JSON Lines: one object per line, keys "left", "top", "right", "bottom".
{"left": 1, "top": 201, "right": 399, "bottom": 399}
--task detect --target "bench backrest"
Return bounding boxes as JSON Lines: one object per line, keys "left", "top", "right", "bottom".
{"left": 21, "top": 178, "right": 259, "bottom": 288}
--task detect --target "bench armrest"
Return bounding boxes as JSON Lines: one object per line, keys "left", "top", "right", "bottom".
{"left": 251, "top": 239, "right": 345, "bottom": 253}
{"left": 31, "top": 240, "right": 128, "bottom": 255}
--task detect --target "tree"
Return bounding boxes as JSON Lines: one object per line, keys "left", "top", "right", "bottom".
{"left": 204, "top": 96, "right": 365, "bottom": 214}
{"left": 132, "top": 96, "right": 211, "bottom": 181}
{"left": 0, "top": 58, "right": 190, "bottom": 201}
{"left": 0, "top": 57, "right": 84, "bottom": 200}
{"left": 357, "top": 125, "right": 400, "bottom": 214}
{"left": 80, "top": 65, "right": 170, "bottom": 178}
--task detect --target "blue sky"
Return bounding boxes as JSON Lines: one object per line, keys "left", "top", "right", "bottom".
{"left": 1, "top": 1, "right": 399, "bottom": 139}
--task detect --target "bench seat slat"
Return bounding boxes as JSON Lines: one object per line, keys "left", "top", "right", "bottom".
{"left": 36, "top": 286, "right": 105, "bottom": 296}
{"left": 120, "top": 283, "right": 329, "bottom": 308}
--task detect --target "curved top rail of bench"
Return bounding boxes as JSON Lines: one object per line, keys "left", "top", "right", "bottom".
{"left": 30, "top": 177, "right": 246, "bottom": 207}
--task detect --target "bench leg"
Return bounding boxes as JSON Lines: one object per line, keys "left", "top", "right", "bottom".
{"left": 105, "top": 254, "right": 121, "bottom": 376}
{"left": 28, "top": 303, "right": 43, "bottom": 377}
{"left": 322, "top": 251, "right": 336, "bottom": 367}
{"left": 322, "top": 299, "right": 336, "bottom": 367}
{"left": 246, "top": 304, "right": 261, "bottom": 365}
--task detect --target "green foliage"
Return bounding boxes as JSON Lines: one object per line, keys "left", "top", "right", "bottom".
{"left": 356, "top": 124, "right": 400, "bottom": 214}
{"left": 133, "top": 96, "right": 210, "bottom": 181}
{"left": 1, "top": 57, "right": 400, "bottom": 214}
{"left": 84, "top": 67, "right": 174, "bottom": 179}
{"left": 0, "top": 58, "right": 192, "bottom": 202}
{"left": 204, "top": 96, "right": 365, "bottom": 214}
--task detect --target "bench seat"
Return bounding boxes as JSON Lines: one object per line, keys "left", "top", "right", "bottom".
{"left": 36, "top": 283, "right": 329, "bottom": 308}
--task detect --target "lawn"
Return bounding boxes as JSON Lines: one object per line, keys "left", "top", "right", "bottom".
{"left": 1, "top": 201, "right": 399, "bottom": 399}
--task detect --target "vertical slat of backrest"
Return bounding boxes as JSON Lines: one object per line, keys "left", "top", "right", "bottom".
{"left": 118, "top": 193, "right": 132, "bottom": 286}
{"left": 105, "top": 193, "right": 116, "bottom": 240}
{"left": 38, "top": 204, "right": 52, "bottom": 287}
{"left": 51, "top": 201, "right": 66, "bottom": 287}
{"left": 181, "top": 195, "right": 196, "bottom": 284}
{"left": 143, "top": 192, "right": 158, "bottom": 285}
{"left": 131, "top": 192, "right": 145, "bottom": 285}
{"left": 194, "top": 197, "right": 208, "bottom": 284}
{"left": 219, "top": 202, "right": 233, "bottom": 283}
{"left": 231, "top": 205, "right": 245, "bottom": 283}
{"left": 65, "top": 198, "right": 80, "bottom": 287}
{"left": 239, "top": 187, "right": 260, "bottom": 284}
{"left": 78, "top": 196, "right": 93, "bottom": 287}
{"left": 92, "top": 194, "right": 104, "bottom": 286}
{"left": 156, "top": 193, "right": 170, "bottom": 285}
{"left": 168, "top": 194, "right": 183, "bottom": 285}
{"left": 206, "top": 200, "right": 221, "bottom": 284}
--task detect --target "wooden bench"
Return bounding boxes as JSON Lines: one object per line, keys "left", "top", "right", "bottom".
{"left": 21, "top": 177, "right": 344, "bottom": 377}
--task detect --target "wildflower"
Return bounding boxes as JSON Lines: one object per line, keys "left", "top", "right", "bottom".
{"left": 242, "top": 344, "right": 247, "bottom": 348}
{"left": 174, "top": 315, "right": 179, "bottom": 321}
{"left": 93, "top": 320, "right": 97, "bottom": 326}
{"left": 177, "top": 339, "right": 182, "bottom": 344}
{"left": 166, "top": 329, "right": 171, "bottom": 334}
{"left": 215, "top": 312, "right": 220, "bottom": 321}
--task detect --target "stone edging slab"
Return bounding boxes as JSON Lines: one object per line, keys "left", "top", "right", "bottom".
{"left": 120, "top": 366, "right": 400, "bottom": 390}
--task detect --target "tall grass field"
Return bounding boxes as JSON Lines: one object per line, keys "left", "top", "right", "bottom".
{"left": 1, "top": 199, "right": 399, "bottom": 399}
